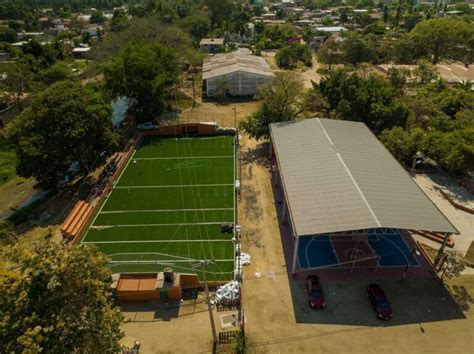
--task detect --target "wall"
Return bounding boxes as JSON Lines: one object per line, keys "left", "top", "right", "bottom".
{"left": 206, "top": 72, "right": 272, "bottom": 97}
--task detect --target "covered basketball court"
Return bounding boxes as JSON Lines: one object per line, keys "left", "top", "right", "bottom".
{"left": 269, "top": 118, "right": 458, "bottom": 275}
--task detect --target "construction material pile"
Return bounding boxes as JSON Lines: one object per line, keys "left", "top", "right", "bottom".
{"left": 238, "top": 252, "right": 251, "bottom": 266}
{"left": 213, "top": 280, "right": 240, "bottom": 303}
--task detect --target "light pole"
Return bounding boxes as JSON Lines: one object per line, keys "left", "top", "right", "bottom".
{"left": 401, "top": 247, "right": 421, "bottom": 282}
{"left": 191, "top": 259, "right": 217, "bottom": 345}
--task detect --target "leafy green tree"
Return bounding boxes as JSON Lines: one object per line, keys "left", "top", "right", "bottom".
{"left": 0, "top": 27, "right": 17, "bottom": 43}
{"left": 215, "top": 76, "right": 229, "bottom": 102}
{"left": 111, "top": 9, "right": 128, "bottom": 32}
{"left": 410, "top": 18, "right": 474, "bottom": 64}
{"left": 180, "top": 12, "right": 211, "bottom": 43}
{"left": 1, "top": 61, "right": 34, "bottom": 111}
{"left": 275, "top": 45, "right": 299, "bottom": 68}
{"left": 90, "top": 10, "right": 104, "bottom": 24}
{"left": 317, "top": 37, "right": 343, "bottom": 70}
{"left": 317, "top": 70, "right": 409, "bottom": 133}
{"left": 103, "top": 41, "right": 180, "bottom": 122}
{"left": 341, "top": 32, "right": 374, "bottom": 66}
{"left": 6, "top": 80, "right": 118, "bottom": 188}
{"left": 380, "top": 127, "right": 425, "bottom": 165}
{"left": 240, "top": 72, "right": 304, "bottom": 140}
{"left": 423, "top": 129, "right": 474, "bottom": 175}
{"left": 413, "top": 60, "right": 438, "bottom": 84}
{"left": 0, "top": 240, "right": 124, "bottom": 353}
{"left": 38, "top": 61, "right": 73, "bottom": 86}
{"left": 205, "top": 0, "right": 234, "bottom": 27}
{"left": 387, "top": 66, "right": 410, "bottom": 93}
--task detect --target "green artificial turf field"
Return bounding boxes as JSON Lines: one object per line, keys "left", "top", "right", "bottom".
{"left": 81, "top": 135, "right": 236, "bottom": 281}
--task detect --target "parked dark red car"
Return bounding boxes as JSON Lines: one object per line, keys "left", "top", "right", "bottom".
{"left": 305, "top": 275, "right": 325, "bottom": 309}
{"left": 366, "top": 283, "right": 393, "bottom": 320}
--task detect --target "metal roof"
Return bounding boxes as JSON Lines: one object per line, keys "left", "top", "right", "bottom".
{"left": 202, "top": 52, "right": 274, "bottom": 80}
{"left": 270, "top": 118, "right": 458, "bottom": 236}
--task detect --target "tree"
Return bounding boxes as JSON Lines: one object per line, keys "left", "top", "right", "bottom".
{"left": 317, "top": 70, "right": 409, "bottom": 133}
{"left": 205, "top": 0, "right": 234, "bottom": 27}
{"left": 422, "top": 129, "right": 474, "bottom": 175}
{"left": 410, "top": 18, "right": 474, "bottom": 64}
{"left": 0, "top": 240, "right": 124, "bottom": 353}
{"left": 215, "top": 76, "right": 229, "bottom": 102}
{"left": 103, "top": 41, "right": 180, "bottom": 123}
{"left": 439, "top": 251, "right": 465, "bottom": 280}
{"left": 1, "top": 61, "right": 34, "bottom": 111}
{"left": 180, "top": 12, "right": 210, "bottom": 43}
{"left": 0, "top": 220, "right": 17, "bottom": 246}
{"left": 413, "top": 60, "right": 438, "bottom": 84}
{"left": 317, "top": 37, "right": 343, "bottom": 70}
{"left": 387, "top": 66, "right": 410, "bottom": 93}
{"left": 275, "top": 45, "right": 299, "bottom": 68}
{"left": 0, "top": 27, "right": 17, "bottom": 43}
{"left": 240, "top": 72, "right": 304, "bottom": 140}
{"left": 6, "top": 80, "right": 118, "bottom": 188}
{"left": 90, "top": 10, "right": 104, "bottom": 24}
{"left": 38, "top": 61, "right": 73, "bottom": 86}
{"left": 341, "top": 32, "right": 374, "bottom": 66}
{"left": 380, "top": 127, "right": 425, "bottom": 165}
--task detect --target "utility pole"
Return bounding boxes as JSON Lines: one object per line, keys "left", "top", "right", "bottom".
{"left": 191, "top": 259, "right": 217, "bottom": 346}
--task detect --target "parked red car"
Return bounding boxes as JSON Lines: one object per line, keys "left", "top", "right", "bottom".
{"left": 366, "top": 283, "right": 393, "bottom": 320}
{"left": 305, "top": 275, "right": 325, "bottom": 309}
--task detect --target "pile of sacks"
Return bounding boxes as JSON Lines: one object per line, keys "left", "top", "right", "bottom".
{"left": 238, "top": 253, "right": 251, "bottom": 266}
{"left": 213, "top": 280, "right": 240, "bottom": 303}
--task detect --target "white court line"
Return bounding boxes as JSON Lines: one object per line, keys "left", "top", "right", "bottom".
{"left": 92, "top": 221, "right": 222, "bottom": 228}
{"left": 84, "top": 239, "right": 233, "bottom": 244}
{"left": 115, "top": 184, "right": 233, "bottom": 189}
{"left": 133, "top": 156, "right": 234, "bottom": 160}
{"left": 100, "top": 208, "right": 233, "bottom": 214}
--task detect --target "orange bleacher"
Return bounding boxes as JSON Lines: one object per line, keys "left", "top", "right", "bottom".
{"left": 60, "top": 200, "right": 93, "bottom": 241}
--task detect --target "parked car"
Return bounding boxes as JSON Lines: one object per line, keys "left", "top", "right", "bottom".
{"left": 137, "top": 121, "right": 158, "bottom": 131}
{"left": 305, "top": 275, "right": 325, "bottom": 309}
{"left": 366, "top": 283, "right": 393, "bottom": 320}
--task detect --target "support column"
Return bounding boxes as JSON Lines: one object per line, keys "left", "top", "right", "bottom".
{"left": 281, "top": 197, "right": 287, "bottom": 223}
{"left": 434, "top": 233, "right": 451, "bottom": 268}
{"left": 292, "top": 235, "right": 299, "bottom": 275}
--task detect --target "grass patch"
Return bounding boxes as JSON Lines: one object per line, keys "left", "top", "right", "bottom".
{"left": 0, "top": 134, "right": 17, "bottom": 188}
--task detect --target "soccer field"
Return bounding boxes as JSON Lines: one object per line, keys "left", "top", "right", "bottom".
{"left": 81, "top": 135, "right": 237, "bottom": 281}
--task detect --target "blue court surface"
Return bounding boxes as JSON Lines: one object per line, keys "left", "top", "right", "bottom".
{"left": 298, "top": 229, "right": 420, "bottom": 269}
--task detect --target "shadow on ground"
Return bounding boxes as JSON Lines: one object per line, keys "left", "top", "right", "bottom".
{"left": 119, "top": 289, "right": 211, "bottom": 323}
{"left": 241, "top": 141, "right": 270, "bottom": 167}
{"left": 288, "top": 276, "right": 466, "bottom": 326}
{"left": 425, "top": 171, "right": 474, "bottom": 204}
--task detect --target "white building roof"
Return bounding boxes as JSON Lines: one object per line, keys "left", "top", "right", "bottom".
{"left": 203, "top": 52, "right": 274, "bottom": 80}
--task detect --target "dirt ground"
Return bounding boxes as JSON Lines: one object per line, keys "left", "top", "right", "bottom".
{"left": 238, "top": 137, "right": 474, "bottom": 354}
{"left": 413, "top": 172, "right": 474, "bottom": 258}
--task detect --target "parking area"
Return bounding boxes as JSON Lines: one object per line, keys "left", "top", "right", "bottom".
{"left": 240, "top": 137, "right": 473, "bottom": 354}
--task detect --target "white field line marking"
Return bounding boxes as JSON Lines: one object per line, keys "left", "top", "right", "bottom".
{"left": 134, "top": 156, "right": 234, "bottom": 160}
{"left": 109, "top": 259, "right": 234, "bottom": 263}
{"left": 115, "top": 184, "right": 233, "bottom": 189}
{"left": 100, "top": 208, "right": 233, "bottom": 214}
{"left": 81, "top": 145, "right": 139, "bottom": 244}
{"left": 92, "top": 222, "right": 223, "bottom": 228}
{"left": 83, "top": 239, "right": 233, "bottom": 244}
